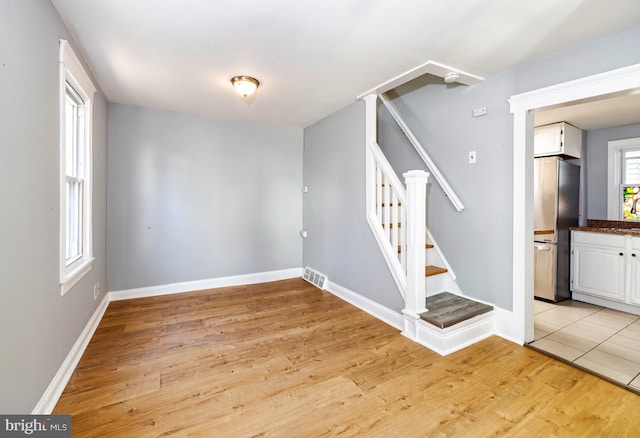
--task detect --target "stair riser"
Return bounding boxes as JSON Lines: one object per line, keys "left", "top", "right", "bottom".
{"left": 402, "top": 312, "right": 494, "bottom": 356}
{"left": 426, "top": 268, "right": 461, "bottom": 295}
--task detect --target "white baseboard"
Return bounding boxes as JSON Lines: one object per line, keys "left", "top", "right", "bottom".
{"left": 325, "top": 279, "right": 523, "bottom": 354}
{"left": 34, "top": 267, "right": 303, "bottom": 414}
{"left": 109, "top": 268, "right": 303, "bottom": 301}
{"left": 493, "top": 307, "right": 525, "bottom": 345}
{"left": 407, "top": 312, "right": 495, "bottom": 356}
{"left": 572, "top": 292, "right": 640, "bottom": 316}
{"left": 32, "top": 294, "right": 110, "bottom": 414}
{"left": 325, "top": 280, "right": 404, "bottom": 330}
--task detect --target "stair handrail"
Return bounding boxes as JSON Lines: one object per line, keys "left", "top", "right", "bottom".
{"left": 380, "top": 93, "right": 465, "bottom": 212}
{"left": 367, "top": 140, "right": 408, "bottom": 206}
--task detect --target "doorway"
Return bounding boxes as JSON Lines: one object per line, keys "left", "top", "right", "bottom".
{"left": 508, "top": 63, "right": 640, "bottom": 344}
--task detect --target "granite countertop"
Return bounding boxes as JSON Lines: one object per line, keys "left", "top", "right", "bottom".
{"left": 570, "top": 219, "right": 640, "bottom": 236}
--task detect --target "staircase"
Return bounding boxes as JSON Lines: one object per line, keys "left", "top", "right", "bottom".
{"left": 363, "top": 94, "right": 495, "bottom": 356}
{"left": 403, "top": 235, "right": 494, "bottom": 355}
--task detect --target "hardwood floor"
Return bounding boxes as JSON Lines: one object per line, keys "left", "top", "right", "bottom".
{"left": 55, "top": 279, "right": 640, "bottom": 436}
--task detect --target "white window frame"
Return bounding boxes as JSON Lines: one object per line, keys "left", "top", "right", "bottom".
{"left": 607, "top": 137, "right": 640, "bottom": 220}
{"left": 59, "top": 39, "right": 96, "bottom": 295}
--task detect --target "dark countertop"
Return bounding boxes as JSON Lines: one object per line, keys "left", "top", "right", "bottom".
{"left": 570, "top": 219, "right": 640, "bottom": 236}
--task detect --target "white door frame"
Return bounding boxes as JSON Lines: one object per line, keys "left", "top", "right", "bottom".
{"left": 508, "top": 63, "right": 640, "bottom": 343}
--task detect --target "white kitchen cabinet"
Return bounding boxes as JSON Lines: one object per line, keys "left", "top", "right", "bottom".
{"left": 534, "top": 122, "right": 582, "bottom": 158}
{"left": 572, "top": 231, "right": 640, "bottom": 313}
{"left": 572, "top": 231, "right": 625, "bottom": 301}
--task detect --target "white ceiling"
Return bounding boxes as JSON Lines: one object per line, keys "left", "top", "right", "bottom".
{"left": 535, "top": 90, "right": 640, "bottom": 130}
{"left": 51, "top": 0, "right": 640, "bottom": 128}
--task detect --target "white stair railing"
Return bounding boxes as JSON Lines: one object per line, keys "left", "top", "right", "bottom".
{"left": 380, "top": 93, "right": 465, "bottom": 212}
{"left": 364, "top": 95, "right": 429, "bottom": 316}
{"left": 366, "top": 139, "right": 408, "bottom": 298}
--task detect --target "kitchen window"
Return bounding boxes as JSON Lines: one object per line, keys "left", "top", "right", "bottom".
{"left": 622, "top": 149, "right": 640, "bottom": 184}
{"left": 59, "top": 39, "right": 96, "bottom": 295}
{"left": 607, "top": 137, "right": 640, "bottom": 221}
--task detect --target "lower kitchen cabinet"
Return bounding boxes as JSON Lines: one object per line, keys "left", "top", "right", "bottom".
{"left": 571, "top": 231, "right": 640, "bottom": 312}
{"left": 572, "top": 231, "right": 626, "bottom": 301}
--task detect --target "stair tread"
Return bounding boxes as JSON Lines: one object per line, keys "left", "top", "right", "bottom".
{"left": 425, "top": 265, "right": 447, "bottom": 277}
{"left": 419, "top": 292, "right": 493, "bottom": 329}
{"left": 398, "top": 244, "right": 433, "bottom": 253}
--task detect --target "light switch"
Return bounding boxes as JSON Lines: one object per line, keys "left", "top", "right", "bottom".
{"left": 468, "top": 151, "right": 477, "bottom": 164}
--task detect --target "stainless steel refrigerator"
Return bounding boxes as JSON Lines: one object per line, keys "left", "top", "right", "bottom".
{"left": 534, "top": 157, "right": 580, "bottom": 301}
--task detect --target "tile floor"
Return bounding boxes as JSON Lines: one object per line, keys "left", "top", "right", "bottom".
{"left": 531, "top": 299, "right": 640, "bottom": 392}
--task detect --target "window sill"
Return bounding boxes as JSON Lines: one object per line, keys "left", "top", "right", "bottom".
{"left": 60, "top": 257, "right": 94, "bottom": 296}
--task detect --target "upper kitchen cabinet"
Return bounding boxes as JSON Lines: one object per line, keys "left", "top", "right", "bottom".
{"left": 534, "top": 122, "right": 582, "bottom": 158}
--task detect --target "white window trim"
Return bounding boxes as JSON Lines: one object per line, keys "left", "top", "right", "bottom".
{"left": 607, "top": 137, "right": 640, "bottom": 220}
{"left": 59, "top": 39, "right": 96, "bottom": 295}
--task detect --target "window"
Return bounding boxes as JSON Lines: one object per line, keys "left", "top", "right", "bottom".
{"left": 622, "top": 149, "right": 640, "bottom": 184}
{"left": 59, "top": 39, "right": 96, "bottom": 295}
{"left": 607, "top": 137, "right": 640, "bottom": 221}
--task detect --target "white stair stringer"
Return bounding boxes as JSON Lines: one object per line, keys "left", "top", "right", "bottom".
{"left": 425, "top": 229, "right": 461, "bottom": 296}
{"left": 401, "top": 310, "right": 495, "bottom": 356}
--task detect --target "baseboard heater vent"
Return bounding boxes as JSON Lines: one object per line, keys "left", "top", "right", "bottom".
{"left": 302, "top": 267, "right": 328, "bottom": 290}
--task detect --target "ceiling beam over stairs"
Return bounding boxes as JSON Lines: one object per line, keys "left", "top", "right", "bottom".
{"left": 357, "top": 60, "right": 484, "bottom": 99}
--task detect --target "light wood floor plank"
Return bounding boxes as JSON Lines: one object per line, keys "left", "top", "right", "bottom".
{"left": 55, "top": 278, "right": 640, "bottom": 436}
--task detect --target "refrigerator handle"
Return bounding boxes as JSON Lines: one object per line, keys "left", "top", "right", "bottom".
{"left": 534, "top": 244, "right": 551, "bottom": 251}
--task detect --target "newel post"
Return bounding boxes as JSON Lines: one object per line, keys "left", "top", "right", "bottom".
{"left": 403, "top": 170, "right": 430, "bottom": 318}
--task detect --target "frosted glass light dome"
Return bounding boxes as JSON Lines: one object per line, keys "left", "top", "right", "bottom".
{"left": 231, "top": 76, "right": 259, "bottom": 97}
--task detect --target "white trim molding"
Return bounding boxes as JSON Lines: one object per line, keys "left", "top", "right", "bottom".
{"left": 32, "top": 294, "right": 110, "bottom": 414}
{"left": 325, "top": 280, "right": 404, "bottom": 330}
{"left": 357, "top": 60, "right": 483, "bottom": 99}
{"left": 508, "top": 62, "right": 640, "bottom": 344}
{"left": 109, "top": 268, "right": 303, "bottom": 301}
{"left": 404, "top": 311, "right": 495, "bottom": 356}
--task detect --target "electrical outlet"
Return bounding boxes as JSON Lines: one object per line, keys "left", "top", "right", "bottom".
{"left": 472, "top": 107, "right": 487, "bottom": 117}
{"left": 93, "top": 282, "right": 100, "bottom": 300}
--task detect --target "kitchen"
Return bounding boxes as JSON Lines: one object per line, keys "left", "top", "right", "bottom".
{"left": 529, "top": 90, "right": 640, "bottom": 391}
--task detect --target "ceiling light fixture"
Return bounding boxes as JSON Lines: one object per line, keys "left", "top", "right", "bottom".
{"left": 231, "top": 75, "right": 260, "bottom": 98}
{"left": 444, "top": 72, "right": 460, "bottom": 84}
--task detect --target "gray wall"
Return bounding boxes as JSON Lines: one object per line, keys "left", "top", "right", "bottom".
{"left": 511, "top": 27, "right": 640, "bottom": 95}
{"left": 305, "top": 26, "right": 640, "bottom": 312}
{"left": 0, "top": 0, "right": 108, "bottom": 413}
{"left": 303, "top": 102, "right": 403, "bottom": 311}
{"left": 107, "top": 104, "right": 303, "bottom": 291}
{"left": 586, "top": 123, "right": 640, "bottom": 219}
